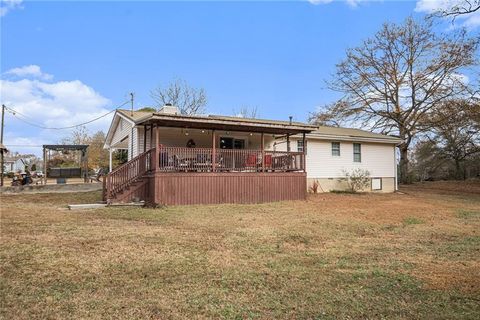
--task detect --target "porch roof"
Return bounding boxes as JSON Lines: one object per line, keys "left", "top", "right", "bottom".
{"left": 118, "top": 109, "right": 316, "bottom": 134}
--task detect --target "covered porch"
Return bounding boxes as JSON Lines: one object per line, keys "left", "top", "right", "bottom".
{"left": 105, "top": 110, "right": 316, "bottom": 205}
{"left": 138, "top": 127, "right": 305, "bottom": 173}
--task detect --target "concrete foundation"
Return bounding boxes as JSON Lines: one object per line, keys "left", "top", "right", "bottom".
{"left": 307, "top": 177, "right": 395, "bottom": 193}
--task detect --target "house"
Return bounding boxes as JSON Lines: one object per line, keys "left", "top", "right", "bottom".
{"left": 103, "top": 106, "right": 401, "bottom": 205}
{"left": 3, "top": 154, "right": 27, "bottom": 173}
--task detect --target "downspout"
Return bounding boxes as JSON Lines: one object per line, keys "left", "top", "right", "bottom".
{"left": 394, "top": 144, "right": 398, "bottom": 191}
{"left": 130, "top": 127, "right": 134, "bottom": 160}
{"left": 109, "top": 148, "right": 113, "bottom": 173}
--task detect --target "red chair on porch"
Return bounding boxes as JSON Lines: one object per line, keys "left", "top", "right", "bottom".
{"left": 264, "top": 154, "right": 272, "bottom": 169}
{"left": 246, "top": 154, "right": 257, "bottom": 169}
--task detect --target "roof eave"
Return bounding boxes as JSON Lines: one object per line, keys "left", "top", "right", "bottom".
{"left": 305, "top": 133, "right": 403, "bottom": 144}
{"left": 135, "top": 114, "right": 316, "bottom": 134}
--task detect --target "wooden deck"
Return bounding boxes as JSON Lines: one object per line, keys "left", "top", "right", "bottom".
{"left": 105, "top": 147, "right": 307, "bottom": 205}
{"left": 149, "top": 172, "right": 306, "bottom": 206}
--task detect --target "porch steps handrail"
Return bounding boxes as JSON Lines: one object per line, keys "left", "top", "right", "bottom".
{"left": 105, "top": 148, "right": 155, "bottom": 201}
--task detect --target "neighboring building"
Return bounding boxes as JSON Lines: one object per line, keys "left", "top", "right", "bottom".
{"left": 3, "top": 153, "right": 41, "bottom": 174}
{"left": 103, "top": 106, "right": 401, "bottom": 205}
{"left": 3, "top": 155, "right": 26, "bottom": 173}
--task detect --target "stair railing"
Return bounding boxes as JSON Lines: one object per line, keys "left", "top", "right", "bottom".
{"left": 105, "top": 148, "right": 155, "bottom": 201}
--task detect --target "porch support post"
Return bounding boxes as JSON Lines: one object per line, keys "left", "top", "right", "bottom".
{"left": 211, "top": 130, "right": 216, "bottom": 172}
{"left": 109, "top": 148, "right": 113, "bottom": 173}
{"left": 155, "top": 124, "right": 160, "bottom": 171}
{"left": 143, "top": 125, "right": 147, "bottom": 152}
{"left": 302, "top": 132, "right": 306, "bottom": 172}
{"left": 261, "top": 132, "right": 265, "bottom": 173}
{"left": 84, "top": 147, "right": 89, "bottom": 183}
{"left": 150, "top": 124, "right": 154, "bottom": 149}
{"left": 43, "top": 146, "right": 47, "bottom": 185}
{"left": 286, "top": 134, "right": 291, "bottom": 152}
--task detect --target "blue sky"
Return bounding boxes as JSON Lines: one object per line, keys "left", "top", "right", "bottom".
{"left": 0, "top": 0, "right": 478, "bottom": 155}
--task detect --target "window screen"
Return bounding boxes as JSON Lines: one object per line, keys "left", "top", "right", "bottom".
{"left": 332, "top": 142, "right": 340, "bottom": 156}
{"left": 353, "top": 143, "right": 361, "bottom": 162}
{"left": 297, "top": 140, "right": 305, "bottom": 153}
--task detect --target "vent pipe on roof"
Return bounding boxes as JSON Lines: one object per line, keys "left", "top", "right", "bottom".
{"left": 289, "top": 116, "right": 293, "bottom": 125}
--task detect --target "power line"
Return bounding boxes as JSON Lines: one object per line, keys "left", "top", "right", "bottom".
{"left": 3, "top": 100, "right": 130, "bottom": 130}
{"left": 4, "top": 144, "right": 43, "bottom": 147}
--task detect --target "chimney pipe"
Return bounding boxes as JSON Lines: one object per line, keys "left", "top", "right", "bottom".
{"left": 289, "top": 116, "right": 293, "bottom": 125}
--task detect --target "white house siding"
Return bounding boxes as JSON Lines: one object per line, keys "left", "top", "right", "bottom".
{"left": 130, "top": 127, "right": 139, "bottom": 160}
{"left": 305, "top": 140, "right": 395, "bottom": 178}
{"left": 304, "top": 139, "right": 396, "bottom": 192}
{"left": 110, "top": 117, "right": 132, "bottom": 148}
{"left": 274, "top": 138, "right": 396, "bottom": 192}
{"left": 136, "top": 126, "right": 150, "bottom": 154}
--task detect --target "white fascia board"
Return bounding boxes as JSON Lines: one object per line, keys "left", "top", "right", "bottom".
{"left": 305, "top": 134, "right": 403, "bottom": 145}
{"left": 104, "top": 111, "right": 131, "bottom": 149}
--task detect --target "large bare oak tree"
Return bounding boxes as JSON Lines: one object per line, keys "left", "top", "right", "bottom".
{"left": 310, "top": 17, "right": 478, "bottom": 183}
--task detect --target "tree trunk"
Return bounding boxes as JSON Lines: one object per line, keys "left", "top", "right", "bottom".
{"left": 454, "top": 159, "right": 463, "bottom": 180}
{"left": 399, "top": 146, "right": 409, "bottom": 184}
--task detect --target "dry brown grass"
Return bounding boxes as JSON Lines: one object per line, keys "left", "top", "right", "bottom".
{"left": 1, "top": 181, "right": 479, "bottom": 319}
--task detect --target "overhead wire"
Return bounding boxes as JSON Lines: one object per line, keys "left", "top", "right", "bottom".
{"left": 3, "top": 100, "right": 130, "bottom": 130}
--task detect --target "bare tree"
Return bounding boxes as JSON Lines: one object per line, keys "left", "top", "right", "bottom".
{"left": 310, "top": 17, "right": 478, "bottom": 183}
{"left": 430, "top": 0, "right": 480, "bottom": 20}
{"left": 150, "top": 79, "right": 207, "bottom": 115}
{"left": 308, "top": 102, "right": 348, "bottom": 127}
{"left": 61, "top": 127, "right": 110, "bottom": 170}
{"left": 427, "top": 100, "right": 480, "bottom": 179}
{"left": 233, "top": 106, "right": 258, "bottom": 118}
{"left": 62, "top": 126, "right": 90, "bottom": 145}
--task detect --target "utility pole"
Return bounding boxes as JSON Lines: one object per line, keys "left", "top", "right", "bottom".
{"left": 130, "top": 92, "right": 134, "bottom": 116}
{"left": 1, "top": 104, "right": 5, "bottom": 187}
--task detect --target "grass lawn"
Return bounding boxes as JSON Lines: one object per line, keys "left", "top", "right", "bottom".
{"left": 1, "top": 181, "right": 479, "bottom": 319}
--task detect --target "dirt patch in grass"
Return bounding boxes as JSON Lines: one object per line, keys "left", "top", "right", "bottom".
{"left": 1, "top": 181, "right": 479, "bottom": 319}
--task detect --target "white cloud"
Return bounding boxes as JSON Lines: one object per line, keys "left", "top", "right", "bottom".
{"left": 0, "top": 0, "right": 23, "bottom": 17}
{"left": 0, "top": 78, "right": 112, "bottom": 129}
{"left": 415, "top": 0, "right": 480, "bottom": 29}
{"left": 0, "top": 66, "right": 114, "bottom": 155}
{"left": 4, "top": 65, "right": 53, "bottom": 81}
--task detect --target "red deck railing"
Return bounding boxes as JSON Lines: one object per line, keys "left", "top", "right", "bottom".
{"left": 157, "top": 146, "right": 304, "bottom": 172}
{"left": 105, "top": 148, "right": 155, "bottom": 200}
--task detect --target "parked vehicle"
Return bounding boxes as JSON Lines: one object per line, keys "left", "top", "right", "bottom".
{"left": 11, "top": 172, "right": 33, "bottom": 186}
{"left": 32, "top": 171, "right": 44, "bottom": 178}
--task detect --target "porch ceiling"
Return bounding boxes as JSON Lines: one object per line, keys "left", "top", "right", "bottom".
{"left": 136, "top": 113, "right": 317, "bottom": 135}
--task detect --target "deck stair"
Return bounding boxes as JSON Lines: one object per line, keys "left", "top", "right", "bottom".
{"left": 104, "top": 148, "right": 154, "bottom": 204}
